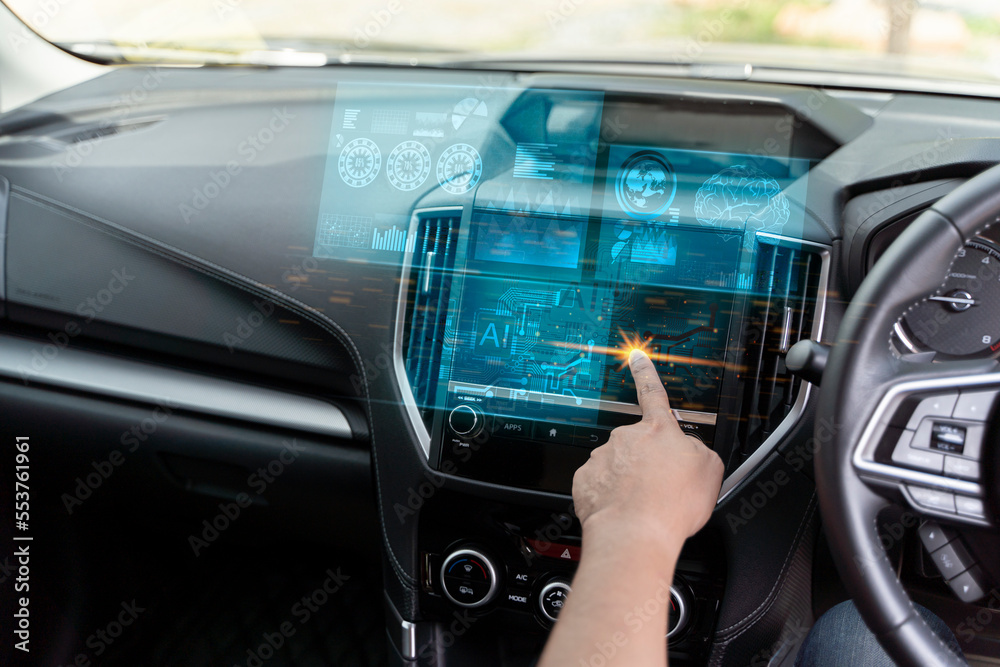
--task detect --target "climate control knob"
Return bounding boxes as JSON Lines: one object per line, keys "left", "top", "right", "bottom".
{"left": 539, "top": 579, "right": 572, "bottom": 622}
{"left": 667, "top": 586, "right": 690, "bottom": 639}
{"left": 448, "top": 404, "right": 484, "bottom": 437}
{"left": 440, "top": 548, "right": 499, "bottom": 608}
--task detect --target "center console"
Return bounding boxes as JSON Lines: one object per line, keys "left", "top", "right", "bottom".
{"left": 310, "top": 79, "right": 836, "bottom": 664}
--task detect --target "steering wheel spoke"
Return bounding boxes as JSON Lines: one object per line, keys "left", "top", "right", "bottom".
{"left": 853, "top": 365, "right": 997, "bottom": 528}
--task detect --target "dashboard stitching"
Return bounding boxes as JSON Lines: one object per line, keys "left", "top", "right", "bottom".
{"left": 714, "top": 491, "right": 818, "bottom": 637}
{"left": 10, "top": 186, "right": 420, "bottom": 589}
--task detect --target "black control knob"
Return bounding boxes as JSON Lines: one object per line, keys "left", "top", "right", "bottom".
{"left": 539, "top": 579, "right": 571, "bottom": 622}
{"left": 667, "top": 586, "right": 690, "bottom": 639}
{"left": 448, "top": 404, "right": 484, "bottom": 437}
{"left": 440, "top": 548, "right": 499, "bottom": 608}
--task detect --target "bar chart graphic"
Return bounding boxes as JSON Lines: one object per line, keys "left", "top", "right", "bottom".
{"left": 372, "top": 225, "right": 417, "bottom": 252}
{"left": 514, "top": 143, "right": 559, "bottom": 180}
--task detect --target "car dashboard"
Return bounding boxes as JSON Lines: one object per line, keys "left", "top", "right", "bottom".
{"left": 1, "top": 64, "right": 999, "bottom": 666}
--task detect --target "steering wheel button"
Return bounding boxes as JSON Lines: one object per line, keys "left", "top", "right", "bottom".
{"left": 906, "top": 486, "right": 956, "bottom": 513}
{"left": 930, "top": 540, "right": 973, "bottom": 579}
{"left": 891, "top": 438, "right": 943, "bottom": 473}
{"left": 929, "top": 422, "right": 966, "bottom": 454}
{"left": 952, "top": 390, "right": 998, "bottom": 421}
{"left": 955, "top": 495, "right": 986, "bottom": 519}
{"left": 918, "top": 521, "right": 956, "bottom": 553}
{"left": 943, "top": 456, "right": 980, "bottom": 481}
{"left": 959, "top": 424, "right": 985, "bottom": 460}
{"left": 906, "top": 394, "right": 958, "bottom": 430}
{"left": 948, "top": 568, "right": 986, "bottom": 603}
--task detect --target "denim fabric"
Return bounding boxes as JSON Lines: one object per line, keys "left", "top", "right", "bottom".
{"left": 794, "top": 600, "right": 966, "bottom": 666}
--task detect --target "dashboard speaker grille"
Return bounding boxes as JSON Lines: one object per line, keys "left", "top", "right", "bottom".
{"left": 403, "top": 212, "right": 461, "bottom": 428}
{"left": 736, "top": 241, "right": 823, "bottom": 461}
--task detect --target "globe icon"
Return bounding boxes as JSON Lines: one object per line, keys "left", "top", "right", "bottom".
{"left": 615, "top": 151, "right": 677, "bottom": 220}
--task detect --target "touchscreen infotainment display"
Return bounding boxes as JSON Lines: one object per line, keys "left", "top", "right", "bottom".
{"left": 444, "top": 214, "right": 741, "bottom": 428}
{"left": 312, "top": 82, "right": 813, "bottom": 440}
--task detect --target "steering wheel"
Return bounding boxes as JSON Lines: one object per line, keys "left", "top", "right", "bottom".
{"left": 816, "top": 164, "right": 1000, "bottom": 666}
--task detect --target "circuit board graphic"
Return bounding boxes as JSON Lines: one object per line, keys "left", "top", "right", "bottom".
{"left": 443, "top": 273, "right": 733, "bottom": 416}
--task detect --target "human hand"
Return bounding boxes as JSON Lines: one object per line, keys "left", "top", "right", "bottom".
{"left": 572, "top": 349, "right": 724, "bottom": 553}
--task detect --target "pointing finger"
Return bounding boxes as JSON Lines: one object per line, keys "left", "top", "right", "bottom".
{"left": 628, "top": 349, "right": 673, "bottom": 420}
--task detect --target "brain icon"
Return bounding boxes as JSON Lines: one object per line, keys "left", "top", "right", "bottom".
{"left": 694, "top": 165, "right": 790, "bottom": 237}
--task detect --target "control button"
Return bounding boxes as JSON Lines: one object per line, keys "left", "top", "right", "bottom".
{"left": 906, "top": 394, "right": 958, "bottom": 430}
{"left": 493, "top": 415, "right": 531, "bottom": 440}
{"left": 526, "top": 538, "right": 581, "bottom": 562}
{"left": 891, "top": 432, "right": 944, "bottom": 473}
{"left": 918, "top": 521, "right": 956, "bottom": 554}
{"left": 443, "top": 578, "right": 490, "bottom": 603}
{"left": 929, "top": 422, "right": 966, "bottom": 454}
{"left": 449, "top": 405, "right": 484, "bottom": 438}
{"left": 959, "top": 424, "right": 985, "bottom": 460}
{"left": 667, "top": 586, "right": 690, "bottom": 639}
{"left": 948, "top": 567, "right": 986, "bottom": 603}
{"left": 533, "top": 422, "right": 574, "bottom": 445}
{"left": 907, "top": 486, "right": 957, "bottom": 513}
{"left": 539, "top": 580, "right": 571, "bottom": 622}
{"left": 944, "top": 456, "right": 980, "bottom": 481}
{"left": 440, "top": 548, "right": 499, "bottom": 609}
{"left": 911, "top": 421, "right": 984, "bottom": 459}
{"left": 507, "top": 569, "right": 534, "bottom": 588}
{"left": 930, "top": 540, "right": 973, "bottom": 579}
{"left": 572, "top": 426, "right": 611, "bottom": 448}
{"left": 504, "top": 589, "right": 532, "bottom": 610}
{"left": 952, "top": 390, "right": 998, "bottom": 421}
{"left": 955, "top": 495, "right": 987, "bottom": 519}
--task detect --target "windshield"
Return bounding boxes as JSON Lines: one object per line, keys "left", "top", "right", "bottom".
{"left": 7, "top": 0, "right": 1000, "bottom": 83}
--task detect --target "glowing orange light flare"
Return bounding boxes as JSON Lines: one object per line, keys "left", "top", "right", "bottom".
{"left": 550, "top": 329, "right": 739, "bottom": 372}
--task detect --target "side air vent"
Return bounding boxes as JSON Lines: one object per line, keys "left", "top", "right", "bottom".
{"left": 51, "top": 117, "right": 165, "bottom": 145}
{"left": 736, "top": 238, "right": 825, "bottom": 462}
{"left": 403, "top": 211, "right": 462, "bottom": 430}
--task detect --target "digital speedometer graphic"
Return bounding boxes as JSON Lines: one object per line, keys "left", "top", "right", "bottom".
{"left": 899, "top": 234, "right": 1000, "bottom": 358}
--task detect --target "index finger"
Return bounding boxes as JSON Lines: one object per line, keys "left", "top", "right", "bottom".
{"left": 628, "top": 349, "right": 673, "bottom": 420}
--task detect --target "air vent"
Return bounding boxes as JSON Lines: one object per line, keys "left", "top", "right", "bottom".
{"left": 736, "top": 239, "right": 824, "bottom": 461}
{"left": 51, "top": 117, "right": 164, "bottom": 145}
{"left": 403, "top": 212, "right": 461, "bottom": 429}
